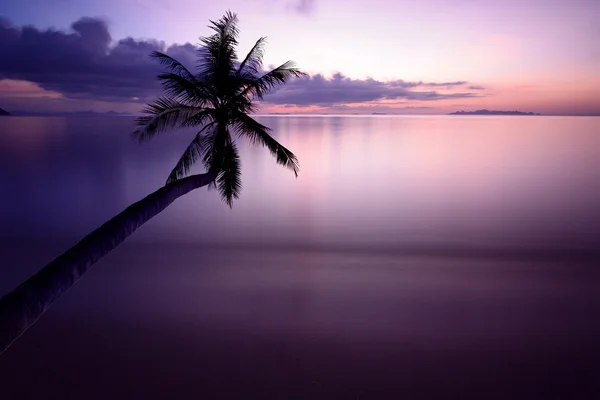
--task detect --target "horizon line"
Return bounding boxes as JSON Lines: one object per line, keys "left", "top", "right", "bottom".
{"left": 4, "top": 112, "right": 600, "bottom": 117}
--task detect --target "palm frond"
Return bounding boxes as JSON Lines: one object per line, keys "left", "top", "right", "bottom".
{"left": 216, "top": 141, "right": 242, "bottom": 207}
{"left": 199, "top": 125, "right": 220, "bottom": 171}
{"left": 156, "top": 72, "right": 211, "bottom": 106}
{"left": 237, "top": 37, "right": 267, "bottom": 75}
{"left": 150, "top": 51, "right": 196, "bottom": 81}
{"left": 178, "top": 108, "right": 215, "bottom": 128}
{"left": 233, "top": 112, "right": 299, "bottom": 176}
{"left": 166, "top": 122, "right": 216, "bottom": 184}
{"left": 240, "top": 61, "right": 305, "bottom": 100}
{"left": 198, "top": 10, "right": 239, "bottom": 79}
{"left": 133, "top": 97, "right": 201, "bottom": 142}
{"left": 208, "top": 10, "right": 239, "bottom": 41}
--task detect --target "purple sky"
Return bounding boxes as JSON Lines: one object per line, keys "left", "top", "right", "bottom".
{"left": 1, "top": 0, "right": 599, "bottom": 114}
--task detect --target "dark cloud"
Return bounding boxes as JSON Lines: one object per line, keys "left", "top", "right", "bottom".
{"left": 0, "top": 17, "right": 196, "bottom": 102}
{"left": 0, "top": 17, "right": 483, "bottom": 110}
{"left": 420, "top": 81, "right": 468, "bottom": 87}
{"left": 468, "top": 85, "right": 486, "bottom": 90}
{"left": 264, "top": 73, "right": 482, "bottom": 106}
{"left": 385, "top": 80, "right": 468, "bottom": 89}
{"left": 289, "top": 0, "right": 316, "bottom": 14}
{"left": 322, "top": 104, "right": 437, "bottom": 114}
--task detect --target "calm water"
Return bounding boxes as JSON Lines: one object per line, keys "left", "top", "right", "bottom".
{"left": 0, "top": 115, "right": 599, "bottom": 398}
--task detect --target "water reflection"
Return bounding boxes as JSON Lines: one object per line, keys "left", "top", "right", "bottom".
{"left": 1, "top": 115, "right": 599, "bottom": 253}
{"left": 1, "top": 116, "right": 600, "bottom": 398}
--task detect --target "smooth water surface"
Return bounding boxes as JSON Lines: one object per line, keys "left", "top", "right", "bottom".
{"left": 1, "top": 115, "right": 599, "bottom": 398}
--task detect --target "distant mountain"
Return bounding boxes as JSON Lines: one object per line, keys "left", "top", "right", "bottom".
{"left": 0, "top": 108, "right": 11, "bottom": 116}
{"left": 9, "top": 110, "right": 135, "bottom": 117}
{"left": 449, "top": 109, "right": 540, "bottom": 116}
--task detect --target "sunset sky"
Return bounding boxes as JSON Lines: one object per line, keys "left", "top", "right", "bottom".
{"left": 1, "top": 0, "right": 599, "bottom": 115}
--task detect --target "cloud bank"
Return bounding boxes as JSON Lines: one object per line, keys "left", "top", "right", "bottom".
{"left": 0, "top": 17, "right": 196, "bottom": 103}
{"left": 0, "top": 17, "right": 483, "bottom": 112}
{"left": 266, "top": 74, "right": 480, "bottom": 106}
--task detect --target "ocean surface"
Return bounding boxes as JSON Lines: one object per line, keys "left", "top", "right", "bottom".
{"left": 1, "top": 115, "right": 599, "bottom": 398}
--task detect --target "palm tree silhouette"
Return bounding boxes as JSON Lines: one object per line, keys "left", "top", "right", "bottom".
{"left": 0, "top": 11, "right": 304, "bottom": 355}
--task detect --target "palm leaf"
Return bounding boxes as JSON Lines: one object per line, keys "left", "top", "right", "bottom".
{"left": 198, "top": 11, "right": 239, "bottom": 79}
{"left": 207, "top": 10, "right": 240, "bottom": 41}
{"left": 238, "top": 37, "right": 267, "bottom": 75}
{"left": 240, "top": 61, "right": 305, "bottom": 100}
{"left": 156, "top": 72, "right": 212, "bottom": 106}
{"left": 133, "top": 97, "right": 201, "bottom": 142}
{"left": 233, "top": 112, "right": 299, "bottom": 176}
{"left": 216, "top": 142, "right": 242, "bottom": 207}
{"left": 150, "top": 51, "right": 196, "bottom": 81}
{"left": 178, "top": 108, "right": 216, "bottom": 128}
{"left": 166, "top": 122, "right": 217, "bottom": 184}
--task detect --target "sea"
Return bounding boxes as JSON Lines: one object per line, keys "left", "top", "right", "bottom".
{"left": 0, "top": 115, "right": 599, "bottom": 398}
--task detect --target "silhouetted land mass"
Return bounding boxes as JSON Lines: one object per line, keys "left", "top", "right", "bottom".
{"left": 450, "top": 109, "right": 541, "bottom": 115}
{"left": 10, "top": 110, "right": 133, "bottom": 116}
{"left": 0, "top": 108, "right": 11, "bottom": 116}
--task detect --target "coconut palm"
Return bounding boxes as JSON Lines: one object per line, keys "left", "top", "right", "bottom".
{"left": 0, "top": 10, "right": 303, "bottom": 355}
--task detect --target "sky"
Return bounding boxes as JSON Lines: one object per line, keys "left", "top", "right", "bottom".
{"left": 1, "top": 0, "right": 599, "bottom": 115}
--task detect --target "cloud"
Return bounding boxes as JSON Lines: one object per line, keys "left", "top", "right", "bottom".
{"left": 0, "top": 17, "right": 196, "bottom": 103}
{"left": 420, "top": 81, "right": 468, "bottom": 87}
{"left": 0, "top": 17, "right": 483, "bottom": 111}
{"left": 284, "top": 0, "right": 317, "bottom": 15}
{"left": 264, "top": 73, "right": 482, "bottom": 106}
{"left": 292, "top": 0, "right": 316, "bottom": 14}
{"left": 322, "top": 104, "right": 437, "bottom": 114}
{"left": 135, "top": 0, "right": 171, "bottom": 10}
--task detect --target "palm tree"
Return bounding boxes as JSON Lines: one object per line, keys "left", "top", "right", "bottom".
{"left": 0, "top": 11, "right": 304, "bottom": 355}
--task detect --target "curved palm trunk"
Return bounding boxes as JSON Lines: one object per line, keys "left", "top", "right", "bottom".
{"left": 0, "top": 170, "right": 217, "bottom": 355}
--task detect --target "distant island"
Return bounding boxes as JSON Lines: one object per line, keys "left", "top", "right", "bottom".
{"left": 449, "top": 109, "right": 540, "bottom": 116}
{"left": 8, "top": 110, "right": 134, "bottom": 117}
{"left": 0, "top": 108, "right": 11, "bottom": 116}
